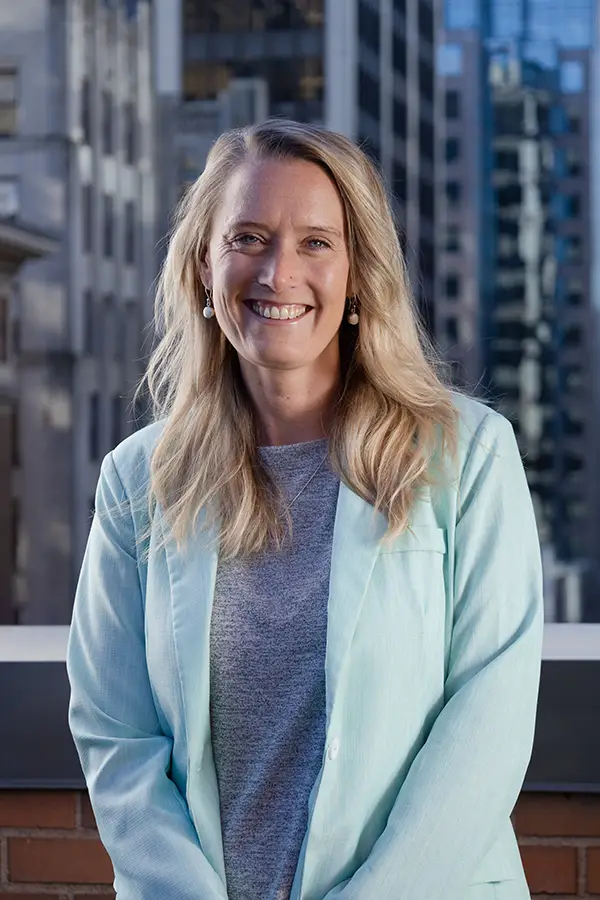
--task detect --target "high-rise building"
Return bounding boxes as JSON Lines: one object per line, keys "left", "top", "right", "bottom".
{"left": 156, "top": 0, "right": 438, "bottom": 329}
{"left": 0, "top": 0, "right": 157, "bottom": 623}
{"left": 438, "top": 0, "right": 598, "bottom": 619}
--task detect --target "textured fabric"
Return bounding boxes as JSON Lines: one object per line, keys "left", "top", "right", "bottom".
{"left": 66, "top": 393, "right": 543, "bottom": 900}
{"left": 209, "top": 438, "right": 339, "bottom": 900}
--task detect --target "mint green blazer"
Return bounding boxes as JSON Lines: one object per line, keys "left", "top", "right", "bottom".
{"left": 67, "top": 394, "right": 543, "bottom": 900}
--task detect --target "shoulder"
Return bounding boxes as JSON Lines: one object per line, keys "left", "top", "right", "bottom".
{"left": 104, "top": 419, "right": 166, "bottom": 500}
{"left": 450, "top": 391, "right": 517, "bottom": 469}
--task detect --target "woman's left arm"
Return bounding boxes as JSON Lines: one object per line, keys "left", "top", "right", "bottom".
{"left": 328, "top": 411, "right": 544, "bottom": 900}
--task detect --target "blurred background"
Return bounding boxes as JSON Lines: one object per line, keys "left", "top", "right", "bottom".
{"left": 0, "top": 0, "right": 599, "bottom": 627}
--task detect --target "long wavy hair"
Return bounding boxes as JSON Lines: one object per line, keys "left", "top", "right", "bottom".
{"left": 141, "top": 118, "right": 460, "bottom": 558}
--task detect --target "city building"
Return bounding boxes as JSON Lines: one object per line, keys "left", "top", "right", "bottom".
{"left": 0, "top": 0, "right": 157, "bottom": 623}
{"left": 155, "top": 0, "right": 438, "bottom": 330}
{"left": 0, "top": 217, "right": 57, "bottom": 624}
{"left": 437, "top": 0, "right": 598, "bottom": 618}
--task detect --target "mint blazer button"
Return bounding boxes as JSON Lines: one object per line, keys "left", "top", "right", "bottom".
{"left": 328, "top": 738, "right": 340, "bottom": 760}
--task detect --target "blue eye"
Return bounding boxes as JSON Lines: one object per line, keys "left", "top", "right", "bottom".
{"left": 307, "top": 238, "right": 331, "bottom": 249}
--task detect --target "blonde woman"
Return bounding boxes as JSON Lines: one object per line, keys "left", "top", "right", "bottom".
{"left": 67, "top": 119, "right": 543, "bottom": 900}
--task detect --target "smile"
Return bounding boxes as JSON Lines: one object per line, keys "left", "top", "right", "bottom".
{"left": 247, "top": 301, "right": 312, "bottom": 321}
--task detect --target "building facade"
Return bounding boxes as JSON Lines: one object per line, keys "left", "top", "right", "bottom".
{"left": 0, "top": 0, "right": 157, "bottom": 623}
{"left": 438, "top": 0, "right": 598, "bottom": 619}
{"left": 156, "top": 0, "right": 438, "bottom": 330}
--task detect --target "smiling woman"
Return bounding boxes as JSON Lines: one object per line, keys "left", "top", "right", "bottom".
{"left": 67, "top": 118, "right": 544, "bottom": 900}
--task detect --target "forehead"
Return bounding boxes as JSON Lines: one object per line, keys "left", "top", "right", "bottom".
{"left": 215, "top": 156, "right": 346, "bottom": 229}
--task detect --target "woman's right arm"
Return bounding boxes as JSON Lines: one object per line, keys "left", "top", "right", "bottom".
{"left": 67, "top": 452, "right": 228, "bottom": 900}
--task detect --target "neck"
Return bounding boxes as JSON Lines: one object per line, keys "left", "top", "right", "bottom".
{"left": 239, "top": 357, "right": 342, "bottom": 447}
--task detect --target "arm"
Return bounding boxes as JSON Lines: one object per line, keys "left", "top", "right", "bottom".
{"left": 67, "top": 452, "right": 228, "bottom": 900}
{"left": 328, "top": 412, "right": 544, "bottom": 900}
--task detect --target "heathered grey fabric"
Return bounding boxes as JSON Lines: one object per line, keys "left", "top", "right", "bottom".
{"left": 209, "top": 437, "right": 340, "bottom": 900}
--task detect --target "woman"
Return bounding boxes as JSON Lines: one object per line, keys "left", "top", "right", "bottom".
{"left": 67, "top": 119, "right": 543, "bottom": 900}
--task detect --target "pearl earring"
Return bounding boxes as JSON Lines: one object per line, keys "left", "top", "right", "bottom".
{"left": 203, "top": 287, "right": 215, "bottom": 319}
{"left": 346, "top": 296, "right": 359, "bottom": 325}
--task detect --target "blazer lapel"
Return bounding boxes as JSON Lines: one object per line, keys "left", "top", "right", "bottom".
{"left": 162, "top": 510, "right": 226, "bottom": 884}
{"left": 325, "top": 481, "right": 386, "bottom": 725}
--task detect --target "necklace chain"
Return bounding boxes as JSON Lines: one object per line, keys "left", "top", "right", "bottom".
{"left": 277, "top": 452, "right": 329, "bottom": 519}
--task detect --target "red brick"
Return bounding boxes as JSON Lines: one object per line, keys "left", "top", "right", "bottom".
{"left": 519, "top": 845, "right": 578, "bottom": 894}
{"left": 588, "top": 847, "right": 600, "bottom": 894}
{"left": 80, "top": 793, "right": 97, "bottom": 829}
{"left": 7, "top": 837, "right": 114, "bottom": 884}
{"left": 514, "top": 792, "right": 600, "bottom": 837}
{"left": 0, "top": 894, "right": 63, "bottom": 899}
{"left": 73, "top": 895, "right": 116, "bottom": 899}
{"left": 0, "top": 791, "right": 76, "bottom": 828}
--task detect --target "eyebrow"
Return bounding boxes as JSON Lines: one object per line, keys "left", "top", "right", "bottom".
{"left": 225, "top": 220, "right": 344, "bottom": 239}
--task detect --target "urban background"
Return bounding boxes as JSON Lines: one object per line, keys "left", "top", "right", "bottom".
{"left": 0, "top": 0, "right": 599, "bottom": 627}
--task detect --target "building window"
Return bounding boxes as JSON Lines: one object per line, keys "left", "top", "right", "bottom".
{"left": 83, "top": 289, "right": 94, "bottom": 354}
{"left": 358, "top": 67, "right": 380, "bottom": 119}
{"left": 445, "top": 138, "right": 460, "bottom": 162}
{"left": 445, "top": 275, "right": 460, "bottom": 298}
{"left": 418, "top": 2, "right": 434, "bottom": 43}
{"left": 81, "top": 77, "right": 92, "bottom": 144}
{"left": 0, "top": 68, "right": 18, "bottom": 136}
{"left": 565, "top": 195, "right": 581, "bottom": 218}
{"left": 565, "top": 234, "right": 582, "bottom": 263}
{"left": 419, "top": 58, "right": 434, "bottom": 104}
{"left": 445, "top": 225, "right": 461, "bottom": 252}
{"left": 393, "top": 31, "right": 406, "bottom": 77}
{"left": 560, "top": 60, "right": 584, "bottom": 94}
{"left": 0, "top": 292, "right": 8, "bottom": 361}
{"left": 103, "top": 293, "right": 114, "bottom": 358}
{"left": 393, "top": 160, "right": 407, "bottom": 203}
{"left": 446, "top": 316, "right": 459, "bottom": 342}
{"left": 565, "top": 148, "right": 582, "bottom": 177}
{"left": 358, "top": 1, "right": 380, "bottom": 54}
{"left": 567, "top": 113, "right": 581, "bottom": 134}
{"left": 111, "top": 394, "right": 121, "bottom": 448}
{"left": 125, "top": 299, "right": 139, "bottom": 364}
{"left": 103, "top": 194, "right": 114, "bottom": 258}
{"left": 437, "top": 43, "right": 462, "bottom": 76}
{"left": 564, "top": 325, "right": 582, "bottom": 347}
{"left": 89, "top": 392, "right": 100, "bottom": 461}
{"left": 125, "top": 201, "right": 136, "bottom": 264}
{"left": 393, "top": 98, "right": 406, "bottom": 137}
{"left": 82, "top": 184, "right": 93, "bottom": 253}
{"left": 420, "top": 119, "right": 434, "bottom": 163}
{"left": 446, "top": 180, "right": 462, "bottom": 206}
{"left": 445, "top": 90, "right": 460, "bottom": 119}
{"left": 419, "top": 178, "right": 434, "bottom": 220}
{"left": 102, "top": 89, "right": 113, "bottom": 155}
{"left": 124, "top": 101, "right": 136, "bottom": 165}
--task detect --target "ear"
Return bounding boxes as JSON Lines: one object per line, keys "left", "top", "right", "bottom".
{"left": 198, "top": 248, "right": 212, "bottom": 292}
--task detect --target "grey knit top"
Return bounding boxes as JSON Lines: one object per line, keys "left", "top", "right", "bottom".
{"left": 209, "top": 437, "right": 340, "bottom": 900}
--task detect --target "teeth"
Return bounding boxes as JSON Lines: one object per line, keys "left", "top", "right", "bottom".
{"left": 251, "top": 302, "right": 308, "bottom": 320}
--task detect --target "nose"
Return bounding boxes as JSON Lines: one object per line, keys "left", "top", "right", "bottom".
{"left": 256, "top": 241, "right": 300, "bottom": 294}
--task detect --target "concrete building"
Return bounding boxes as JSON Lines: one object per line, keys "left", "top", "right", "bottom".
{"left": 0, "top": 218, "right": 57, "bottom": 624}
{"left": 0, "top": 0, "right": 157, "bottom": 624}
{"left": 155, "top": 0, "right": 439, "bottom": 330}
{"left": 437, "top": 0, "right": 598, "bottom": 619}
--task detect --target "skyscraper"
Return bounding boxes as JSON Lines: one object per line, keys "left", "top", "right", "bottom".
{"left": 0, "top": 0, "right": 157, "bottom": 623}
{"left": 438, "top": 0, "right": 598, "bottom": 619}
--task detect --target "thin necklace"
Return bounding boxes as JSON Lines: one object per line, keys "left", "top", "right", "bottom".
{"left": 277, "top": 452, "right": 329, "bottom": 519}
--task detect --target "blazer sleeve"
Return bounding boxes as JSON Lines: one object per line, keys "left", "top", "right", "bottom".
{"left": 327, "top": 411, "right": 544, "bottom": 900}
{"left": 66, "top": 452, "right": 228, "bottom": 900}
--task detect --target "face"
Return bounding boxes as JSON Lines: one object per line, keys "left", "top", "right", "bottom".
{"left": 200, "top": 156, "right": 351, "bottom": 375}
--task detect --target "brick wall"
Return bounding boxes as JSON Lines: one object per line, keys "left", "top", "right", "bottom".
{"left": 0, "top": 790, "right": 598, "bottom": 897}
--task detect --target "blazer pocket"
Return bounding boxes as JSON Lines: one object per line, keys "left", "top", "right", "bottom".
{"left": 378, "top": 524, "right": 446, "bottom": 555}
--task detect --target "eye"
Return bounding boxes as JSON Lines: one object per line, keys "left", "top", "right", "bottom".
{"left": 232, "top": 233, "right": 263, "bottom": 247}
{"left": 306, "top": 238, "right": 332, "bottom": 250}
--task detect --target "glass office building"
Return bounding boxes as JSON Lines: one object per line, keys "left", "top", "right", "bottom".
{"left": 438, "top": 0, "right": 598, "bottom": 619}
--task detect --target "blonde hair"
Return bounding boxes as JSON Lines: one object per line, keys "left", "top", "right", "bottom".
{"left": 141, "top": 118, "right": 459, "bottom": 558}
